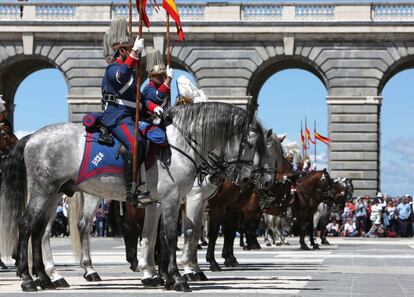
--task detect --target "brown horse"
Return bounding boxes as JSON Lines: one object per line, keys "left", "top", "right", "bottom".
{"left": 209, "top": 156, "right": 295, "bottom": 269}
{"left": 240, "top": 156, "right": 295, "bottom": 248}
{"left": 291, "top": 170, "right": 334, "bottom": 250}
{"left": 205, "top": 181, "right": 256, "bottom": 271}
{"left": 314, "top": 178, "right": 354, "bottom": 245}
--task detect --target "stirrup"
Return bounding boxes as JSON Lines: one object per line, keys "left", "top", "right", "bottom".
{"left": 126, "top": 184, "right": 158, "bottom": 208}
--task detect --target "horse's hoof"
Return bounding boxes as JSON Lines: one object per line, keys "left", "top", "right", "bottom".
{"left": 313, "top": 244, "right": 320, "bottom": 250}
{"left": 242, "top": 246, "right": 250, "bottom": 251}
{"left": 164, "top": 282, "right": 174, "bottom": 290}
{"left": 231, "top": 259, "right": 239, "bottom": 267}
{"left": 142, "top": 276, "right": 164, "bottom": 287}
{"left": 201, "top": 241, "right": 208, "bottom": 246}
{"left": 209, "top": 262, "right": 221, "bottom": 272}
{"left": 21, "top": 281, "right": 38, "bottom": 292}
{"left": 174, "top": 282, "right": 192, "bottom": 292}
{"left": 84, "top": 272, "right": 102, "bottom": 282}
{"left": 265, "top": 242, "right": 271, "bottom": 247}
{"left": 34, "top": 278, "right": 56, "bottom": 290}
{"left": 197, "top": 244, "right": 202, "bottom": 250}
{"left": 300, "top": 245, "right": 310, "bottom": 250}
{"left": 53, "top": 278, "right": 70, "bottom": 288}
{"left": 130, "top": 264, "right": 139, "bottom": 272}
{"left": 183, "top": 273, "right": 197, "bottom": 281}
{"left": 321, "top": 240, "right": 330, "bottom": 245}
{"left": 253, "top": 244, "right": 261, "bottom": 250}
{"left": 224, "top": 259, "right": 232, "bottom": 267}
{"left": 194, "top": 272, "right": 208, "bottom": 281}
{"left": 284, "top": 242, "right": 290, "bottom": 246}
{"left": 276, "top": 242, "right": 283, "bottom": 246}
{"left": 0, "top": 263, "right": 8, "bottom": 269}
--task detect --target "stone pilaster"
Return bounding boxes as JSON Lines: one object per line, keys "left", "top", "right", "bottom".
{"left": 327, "top": 95, "right": 382, "bottom": 197}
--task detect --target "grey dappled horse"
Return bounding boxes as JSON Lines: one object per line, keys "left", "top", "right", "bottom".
{"left": 0, "top": 103, "right": 269, "bottom": 292}
{"left": 41, "top": 127, "right": 282, "bottom": 288}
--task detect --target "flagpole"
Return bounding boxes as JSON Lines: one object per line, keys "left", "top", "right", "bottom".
{"left": 166, "top": 12, "right": 171, "bottom": 109}
{"left": 305, "top": 116, "right": 308, "bottom": 160}
{"left": 314, "top": 120, "right": 317, "bottom": 167}
{"left": 128, "top": 0, "right": 132, "bottom": 36}
{"left": 132, "top": 0, "right": 144, "bottom": 189}
{"left": 300, "top": 120, "right": 304, "bottom": 160}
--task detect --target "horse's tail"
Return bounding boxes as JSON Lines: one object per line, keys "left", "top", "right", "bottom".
{"left": 0, "top": 135, "right": 31, "bottom": 257}
{"left": 68, "top": 191, "right": 84, "bottom": 260}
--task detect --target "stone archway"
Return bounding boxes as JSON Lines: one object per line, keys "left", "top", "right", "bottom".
{"left": 0, "top": 54, "right": 69, "bottom": 125}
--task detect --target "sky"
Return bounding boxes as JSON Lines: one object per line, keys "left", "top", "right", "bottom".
{"left": 13, "top": 66, "right": 414, "bottom": 196}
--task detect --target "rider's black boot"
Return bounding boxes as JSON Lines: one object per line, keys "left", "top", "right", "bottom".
{"left": 123, "top": 153, "right": 151, "bottom": 208}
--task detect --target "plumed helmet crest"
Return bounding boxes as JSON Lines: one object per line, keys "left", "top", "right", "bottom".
{"left": 103, "top": 17, "right": 133, "bottom": 62}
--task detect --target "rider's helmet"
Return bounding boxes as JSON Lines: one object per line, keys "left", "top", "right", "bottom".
{"left": 149, "top": 64, "right": 166, "bottom": 76}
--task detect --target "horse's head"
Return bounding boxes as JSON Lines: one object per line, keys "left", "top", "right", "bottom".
{"left": 318, "top": 169, "right": 334, "bottom": 204}
{"left": 230, "top": 118, "right": 263, "bottom": 186}
{"left": 255, "top": 131, "right": 285, "bottom": 190}
{"left": 0, "top": 122, "right": 18, "bottom": 155}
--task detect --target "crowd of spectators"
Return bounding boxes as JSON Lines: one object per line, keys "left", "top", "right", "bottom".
{"left": 326, "top": 192, "right": 413, "bottom": 238}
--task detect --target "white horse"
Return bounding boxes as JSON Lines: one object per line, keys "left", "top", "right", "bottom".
{"left": 263, "top": 212, "right": 291, "bottom": 246}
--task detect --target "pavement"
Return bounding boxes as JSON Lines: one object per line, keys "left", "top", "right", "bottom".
{"left": 1, "top": 236, "right": 414, "bottom": 296}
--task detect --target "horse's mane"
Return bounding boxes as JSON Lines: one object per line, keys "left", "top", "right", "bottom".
{"left": 171, "top": 102, "right": 265, "bottom": 156}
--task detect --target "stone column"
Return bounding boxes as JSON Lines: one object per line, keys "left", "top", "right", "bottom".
{"left": 327, "top": 95, "right": 382, "bottom": 197}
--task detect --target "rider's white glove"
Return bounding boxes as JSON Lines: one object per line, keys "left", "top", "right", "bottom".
{"left": 154, "top": 106, "right": 164, "bottom": 117}
{"left": 132, "top": 37, "right": 144, "bottom": 53}
{"left": 166, "top": 66, "right": 174, "bottom": 79}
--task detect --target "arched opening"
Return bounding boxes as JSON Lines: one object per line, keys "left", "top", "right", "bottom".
{"left": 380, "top": 69, "right": 414, "bottom": 196}
{"left": 13, "top": 69, "right": 68, "bottom": 138}
{"left": 0, "top": 56, "right": 68, "bottom": 138}
{"left": 256, "top": 68, "right": 329, "bottom": 169}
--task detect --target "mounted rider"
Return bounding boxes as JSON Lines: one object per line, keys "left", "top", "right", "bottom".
{"left": 101, "top": 18, "right": 173, "bottom": 207}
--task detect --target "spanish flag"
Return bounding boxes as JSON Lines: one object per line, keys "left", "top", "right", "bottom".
{"left": 315, "top": 131, "right": 331, "bottom": 145}
{"left": 300, "top": 128, "right": 306, "bottom": 149}
{"left": 163, "top": 0, "right": 185, "bottom": 40}
{"left": 305, "top": 126, "right": 315, "bottom": 145}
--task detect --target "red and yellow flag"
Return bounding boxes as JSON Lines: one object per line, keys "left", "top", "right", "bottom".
{"left": 315, "top": 131, "right": 331, "bottom": 145}
{"left": 300, "top": 128, "right": 306, "bottom": 149}
{"left": 305, "top": 127, "right": 316, "bottom": 145}
{"left": 163, "top": 0, "right": 185, "bottom": 40}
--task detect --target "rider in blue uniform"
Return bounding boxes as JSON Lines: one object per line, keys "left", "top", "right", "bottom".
{"left": 100, "top": 33, "right": 173, "bottom": 207}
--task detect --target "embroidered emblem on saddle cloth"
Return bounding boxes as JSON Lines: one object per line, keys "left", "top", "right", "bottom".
{"left": 76, "top": 129, "right": 158, "bottom": 185}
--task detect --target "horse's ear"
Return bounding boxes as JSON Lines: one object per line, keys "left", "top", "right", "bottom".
{"left": 277, "top": 133, "right": 287, "bottom": 143}
{"left": 266, "top": 129, "right": 273, "bottom": 139}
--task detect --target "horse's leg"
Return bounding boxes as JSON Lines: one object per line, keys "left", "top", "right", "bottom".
{"left": 274, "top": 218, "right": 284, "bottom": 246}
{"left": 80, "top": 194, "right": 102, "bottom": 281}
{"left": 32, "top": 196, "right": 61, "bottom": 290}
{"left": 239, "top": 231, "right": 245, "bottom": 247}
{"left": 206, "top": 207, "right": 223, "bottom": 272}
{"left": 139, "top": 203, "right": 164, "bottom": 287}
{"left": 123, "top": 204, "right": 144, "bottom": 272}
{"left": 43, "top": 211, "right": 70, "bottom": 288}
{"left": 320, "top": 214, "right": 330, "bottom": 245}
{"left": 0, "top": 256, "right": 7, "bottom": 269}
{"left": 68, "top": 192, "right": 102, "bottom": 282}
{"left": 222, "top": 209, "right": 239, "bottom": 267}
{"left": 17, "top": 192, "right": 58, "bottom": 291}
{"left": 161, "top": 195, "right": 191, "bottom": 292}
{"left": 298, "top": 218, "right": 310, "bottom": 250}
{"left": 308, "top": 218, "right": 319, "bottom": 250}
{"left": 182, "top": 181, "right": 212, "bottom": 281}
